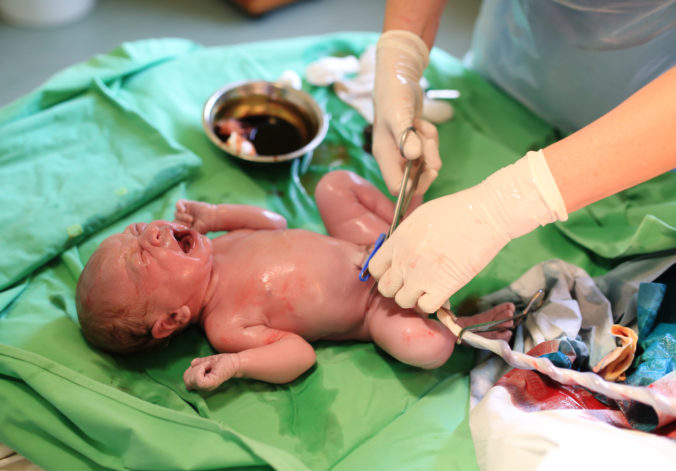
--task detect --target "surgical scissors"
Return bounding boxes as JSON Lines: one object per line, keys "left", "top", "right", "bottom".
{"left": 455, "top": 289, "right": 546, "bottom": 343}
{"left": 387, "top": 126, "right": 425, "bottom": 237}
{"left": 359, "top": 126, "right": 424, "bottom": 281}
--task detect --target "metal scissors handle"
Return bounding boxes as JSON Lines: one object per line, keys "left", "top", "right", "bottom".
{"left": 360, "top": 126, "right": 424, "bottom": 281}
{"left": 388, "top": 126, "right": 424, "bottom": 237}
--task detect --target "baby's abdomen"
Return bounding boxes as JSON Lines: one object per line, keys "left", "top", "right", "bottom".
{"left": 247, "top": 231, "right": 371, "bottom": 339}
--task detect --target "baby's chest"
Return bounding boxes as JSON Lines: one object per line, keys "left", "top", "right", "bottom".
{"left": 223, "top": 267, "right": 348, "bottom": 316}
{"left": 221, "top": 245, "right": 357, "bottom": 300}
{"left": 213, "top": 264, "right": 366, "bottom": 335}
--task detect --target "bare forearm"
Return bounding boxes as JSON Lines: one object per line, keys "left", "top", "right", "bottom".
{"left": 545, "top": 66, "right": 676, "bottom": 213}
{"left": 185, "top": 331, "right": 316, "bottom": 390}
{"left": 234, "top": 337, "right": 316, "bottom": 383}
{"left": 383, "top": 0, "right": 448, "bottom": 49}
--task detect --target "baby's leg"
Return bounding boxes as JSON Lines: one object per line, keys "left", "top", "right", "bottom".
{"left": 365, "top": 300, "right": 516, "bottom": 369}
{"left": 364, "top": 295, "right": 456, "bottom": 369}
{"left": 315, "top": 170, "right": 393, "bottom": 245}
{"left": 315, "top": 170, "right": 422, "bottom": 245}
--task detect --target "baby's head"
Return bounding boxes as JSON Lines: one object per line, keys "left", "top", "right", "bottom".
{"left": 76, "top": 220, "right": 213, "bottom": 354}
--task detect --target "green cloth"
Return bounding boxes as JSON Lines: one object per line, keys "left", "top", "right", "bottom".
{"left": 0, "top": 33, "right": 674, "bottom": 470}
{"left": 0, "top": 79, "right": 202, "bottom": 291}
{"left": 557, "top": 175, "right": 676, "bottom": 259}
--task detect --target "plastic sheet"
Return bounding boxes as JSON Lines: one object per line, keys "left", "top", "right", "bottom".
{"left": 468, "top": 0, "right": 676, "bottom": 133}
{"left": 439, "top": 311, "right": 676, "bottom": 419}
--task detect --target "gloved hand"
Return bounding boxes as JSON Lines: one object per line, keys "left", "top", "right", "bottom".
{"left": 368, "top": 150, "right": 569, "bottom": 313}
{"left": 373, "top": 30, "right": 441, "bottom": 196}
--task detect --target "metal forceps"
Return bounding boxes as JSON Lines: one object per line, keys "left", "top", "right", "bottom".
{"left": 359, "top": 126, "right": 424, "bottom": 281}
{"left": 387, "top": 126, "right": 425, "bottom": 237}
{"left": 456, "top": 289, "right": 546, "bottom": 344}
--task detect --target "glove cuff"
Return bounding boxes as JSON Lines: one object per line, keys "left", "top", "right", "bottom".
{"left": 482, "top": 149, "right": 568, "bottom": 240}
{"left": 376, "top": 30, "right": 430, "bottom": 70}
{"left": 525, "top": 149, "right": 568, "bottom": 223}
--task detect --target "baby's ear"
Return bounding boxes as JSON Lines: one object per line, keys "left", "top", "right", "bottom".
{"left": 151, "top": 305, "right": 192, "bottom": 339}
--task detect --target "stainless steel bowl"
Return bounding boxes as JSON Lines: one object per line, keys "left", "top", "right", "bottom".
{"left": 202, "top": 80, "right": 329, "bottom": 163}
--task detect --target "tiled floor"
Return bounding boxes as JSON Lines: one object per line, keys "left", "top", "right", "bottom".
{"left": 0, "top": 0, "right": 481, "bottom": 107}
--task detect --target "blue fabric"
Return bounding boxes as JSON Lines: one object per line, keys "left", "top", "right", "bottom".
{"left": 540, "top": 351, "right": 572, "bottom": 369}
{"left": 627, "top": 323, "right": 676, "bottom": 387}
{"left": 538, "top": 337, "right": 589, "bottom": 370}
{"left": 627, "top": 281, "right": 676, "bottom": 386}
{"left": 636, "top": 282, "right": 666, "bottom": 341}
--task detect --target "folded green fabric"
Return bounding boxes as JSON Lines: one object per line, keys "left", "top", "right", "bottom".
{"left": 0, "top": 38, "right": 200, "bottom": 127}
{"left": 1, "top": 33, "right": 675, "bottom": 471}
{"left": 556, "top": 173, "right": 676, "bottom": 259}
{"left": 0, "top": 241, "right": 477, "bottom": 470}
{"left": 0, "top": 77, "right": 201, "bottom": 291}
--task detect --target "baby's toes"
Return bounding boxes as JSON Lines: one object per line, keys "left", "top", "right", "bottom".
{"left": 489, "top": 302, "right": 515, "bottom": 322}
{"left": 480, "top": 327, "right": 513, "bottom": 342}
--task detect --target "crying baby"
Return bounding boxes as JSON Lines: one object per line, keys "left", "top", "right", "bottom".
{"left": 76, "top": 170, "right": 514, "bottom": 391}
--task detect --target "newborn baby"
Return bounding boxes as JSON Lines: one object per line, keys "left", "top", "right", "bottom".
{"left": 76, "top": 170, "right": 514, "bottom": 391}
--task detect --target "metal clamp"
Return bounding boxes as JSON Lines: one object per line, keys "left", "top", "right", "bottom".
{"left": 388, "top": 126, "right": 424, "bottom": 238}
{"left": 456, "top": 289, "right": 546, "bottom": 344}
{"left": 359, "top": 126, "right": 425, "bottom": 282}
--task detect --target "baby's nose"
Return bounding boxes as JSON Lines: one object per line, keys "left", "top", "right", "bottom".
{"left": 141, "top": 224, "right": 162, "bottom": 247}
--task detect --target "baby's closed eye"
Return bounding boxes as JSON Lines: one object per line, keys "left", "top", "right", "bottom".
{"left": 126, "top": 222, "right": 147, "bottom": 235}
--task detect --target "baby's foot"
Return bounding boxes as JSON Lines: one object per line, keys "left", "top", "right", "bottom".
{"left": 455, "top": 302, "right": 515, "bottom": 342}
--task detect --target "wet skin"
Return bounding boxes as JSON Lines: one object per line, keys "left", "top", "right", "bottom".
{"left": 86, "top": 170, "right": 513, "bottom": 390}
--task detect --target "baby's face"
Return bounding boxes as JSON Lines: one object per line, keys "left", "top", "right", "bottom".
{"left": 97, "top": 220, "right": 214, "bottom": 317}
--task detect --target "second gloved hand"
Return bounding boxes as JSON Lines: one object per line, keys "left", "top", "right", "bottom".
{"left": 373, "top": 30, "right": 441, "bottom": 196}
{"left": 368, "top": 150, "right": 569, "bottom": 314}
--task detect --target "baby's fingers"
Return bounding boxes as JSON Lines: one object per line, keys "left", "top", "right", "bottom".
{"left": 184, "top": 363, "right": 220, "bottom": 391}
{"left": 183, "top": 365, "right": 203, "bottom": 390}
{"left": 190, "top": 356, "right": 210, "bottom": 366}
{"left": 175, "top": 199, "right": 188, "bottom": 213}
{"left": 174, "top": 212, "right": 194, "bottom": 227}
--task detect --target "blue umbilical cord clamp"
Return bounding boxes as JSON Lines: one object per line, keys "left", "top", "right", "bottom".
{"left": 359, "top": 232, "right": 386, "bottom": 282}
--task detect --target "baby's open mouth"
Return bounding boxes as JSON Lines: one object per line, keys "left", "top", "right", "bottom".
{"left": 173, "top": 229, "right": 194, "bottom": 254}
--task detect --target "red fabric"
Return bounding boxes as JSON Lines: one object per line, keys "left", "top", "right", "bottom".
{"left": 495, "top": 344, "right": 676, "bottom": 438}
{"left": 498, "top": 367, "right": 624, "bottom": 414}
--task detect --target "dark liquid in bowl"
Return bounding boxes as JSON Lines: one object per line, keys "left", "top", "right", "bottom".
{"left": 216, "top": 114, "right": 304, "bottom": 155}
{"left": 243, "top": 115, "right": 304, "bottom": 155}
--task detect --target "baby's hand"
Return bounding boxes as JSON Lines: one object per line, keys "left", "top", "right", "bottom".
{"left": 174, "top": 200, "right": 213, "bottom": 234}
{"left": 183, "top": 354, "right": 240, "bottom": 391}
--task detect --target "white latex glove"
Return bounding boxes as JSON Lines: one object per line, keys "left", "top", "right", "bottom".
{"left": 368, "top": 150, "right": 569, "bottom": 313}
{"left": 373, "top": 30, "right": 441, "bottom": 196}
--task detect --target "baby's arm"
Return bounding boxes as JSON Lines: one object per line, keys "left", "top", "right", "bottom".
{"left": 174, "top": 200, "right": 287, "bottom": 234}
{"left": 183, "top": 325, "right": 316, "bottom": 391}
